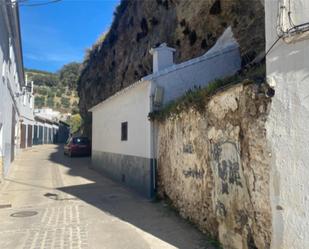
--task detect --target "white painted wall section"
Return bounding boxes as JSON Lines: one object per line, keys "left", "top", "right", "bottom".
{"left": 150, "top": 43, "right": 175, "bottom": 73}
{"left": 145, "top": 27, "right": 241, "bottom": 105}
{"left": 91, "top": 81, "right": 152, "bottom": 158}
{"left": 265, "top": 0, "right": 309, "bottom": 248}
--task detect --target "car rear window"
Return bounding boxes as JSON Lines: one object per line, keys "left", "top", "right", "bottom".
{"left": 73, "top": 137, "right": 89, "bottom": 145}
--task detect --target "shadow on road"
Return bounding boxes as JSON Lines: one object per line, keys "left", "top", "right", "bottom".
{"left": 48, "top": 144, "right": 214, "bottom": 249}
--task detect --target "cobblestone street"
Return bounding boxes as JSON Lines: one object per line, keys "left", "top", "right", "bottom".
{"left": 0, "top": 145, "right": 215, "bottom": 249}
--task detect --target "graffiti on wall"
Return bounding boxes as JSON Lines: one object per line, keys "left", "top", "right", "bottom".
{"left": 183, "top": 168, "right": 204, "bottom": 179}
{"left": 212, "top": 141, "right": 242, "bottom": 195}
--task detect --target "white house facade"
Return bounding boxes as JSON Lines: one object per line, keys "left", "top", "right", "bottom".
{"left": 32, "top": 116, "right": 58, "bottom": 145}
{"left": 90, "top": 27, "right": 241, "bottom": 198}
{"left": 265, "top": 0, "right": 309, "bottom": 248}
{"left": 91, "top": 80, "right": 154, "bottom": 197}
{"left": 0, "top": 0, "right": 34, "bottom": 178}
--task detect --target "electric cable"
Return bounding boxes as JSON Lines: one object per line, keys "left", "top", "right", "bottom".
{"left": 19, "top": 0, "right": 62, "bottom": 7}
{"left": 265, "top": 36, "right": 282, "bottom": 57}
{"left": 0, "top": 0, "right": 61, "bottom": 6}
{"left": 277, "top": 0, "right": 309, "bottom": 37}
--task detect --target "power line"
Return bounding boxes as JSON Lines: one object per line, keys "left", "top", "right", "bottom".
{"left": 277, "top": 0, "right": 309, "bottom": 37}
{"left": 19, "top": 0, "right": 62, "bottom": 7}
{"left": 265, "top": 35, "right": 282, "bottom": 57}
{"left": 0, "top": 0, "right": 62, "bottom": 7}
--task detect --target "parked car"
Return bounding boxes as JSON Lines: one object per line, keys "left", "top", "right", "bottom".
{"left": 64, "top": 137, "right": 91, "bottom": 157}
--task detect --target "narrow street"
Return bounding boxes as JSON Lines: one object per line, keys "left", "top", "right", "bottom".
{"left": 0, "top": 145, "right": 215, "bottom": 249}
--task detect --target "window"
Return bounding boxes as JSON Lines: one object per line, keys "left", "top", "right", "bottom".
{"left": 121, "top": 122, "right": 128, "bottom": 141}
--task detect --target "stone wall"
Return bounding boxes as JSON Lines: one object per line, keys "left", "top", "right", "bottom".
{"left": 156, "top": 82, "right": 272, "bottom": 249}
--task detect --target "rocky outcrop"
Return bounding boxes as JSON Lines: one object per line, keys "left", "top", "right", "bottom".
{"left": 156, "top": 82, "right": 272, "bottom": 249}
{"left": 77, "top": 0, "right": 265, "bottom": 135}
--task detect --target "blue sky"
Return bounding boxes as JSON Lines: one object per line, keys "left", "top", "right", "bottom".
{"left": 20, "top": 0, "right": 119, "bottom": 73}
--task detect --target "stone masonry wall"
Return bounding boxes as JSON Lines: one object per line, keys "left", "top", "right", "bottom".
{"left": 156, "top": 82, "right": 272, "bottom": 249}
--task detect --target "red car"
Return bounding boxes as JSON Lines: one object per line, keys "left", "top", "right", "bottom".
{"left": 64, "top": 137, "right": 91, "bottom": 157}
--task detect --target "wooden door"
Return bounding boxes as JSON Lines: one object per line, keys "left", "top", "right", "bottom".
{"left": 20, "top": 124, "right": 26, "bottom": 149}
{"left": 27, "top": 125, "right": 33, "bottom": 147}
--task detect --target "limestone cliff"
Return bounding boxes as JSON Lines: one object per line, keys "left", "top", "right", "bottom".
{"left": 77, "top": 0, "right": 265, "bottom": 135}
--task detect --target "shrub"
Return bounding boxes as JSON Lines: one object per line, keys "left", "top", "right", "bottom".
{"left": 46, "top": 97, "right": 54, "bottom": 108}
{"left": 60, "top": 97, "right": 70, "bottom": 109}
{"left": 34, "top": 96, "right": 46, "bottom": 108}
{"left": 37, "top": 87, "right": 48, "bottom": 95}
{"left": 67, "top": 114, "right": 82, "bottom": 134}
{"left": 148, "top": 64, "right": 266, "bottom": 121}
{"left": 66, "top": 89, "right": 72, "bottom": 96}
{"left": 56, "top": 91, "right": 62, "bottom": 97}
{"left": 47, "top": 90, "right": 55, "bottom": 98}
{"left": 56, "top": 102, "right": 61, "bottom": 109}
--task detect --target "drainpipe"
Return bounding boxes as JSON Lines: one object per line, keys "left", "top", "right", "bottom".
{"left": 149, "top": 84, "right": 156, "bottom": 198}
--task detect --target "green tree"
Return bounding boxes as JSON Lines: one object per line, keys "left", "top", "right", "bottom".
{"left": 71, "top": 107, "right": 79, "bottom": 115}
{"left": 47, "top": 89, "right": 55, "bottom": 98}
{"left": 46, "top": 97, "right": 54, "bottom": 108}
{"left": 66, "top": 89, "right": 72, "bottom": 96}
{"left": 58, "top": 62, "right": 81, "bottom": 90}
{"left": 34, "top": 96, "right": 46, "bottom": 108}
{"left": 37, "top": 87, "right": 48, "bottom": 95}
{"left": 56, "top": 102, "right": 61, "bottom": 109}
{"left": 56, "top": 90, "right": 62, "bottom": 97}
{"left": 68, "top": 114, "right": 82, "bottom": 134}
{"left": 30, "top": 72, "right": 58, "bottom": 87}
{"left": 60, "top": 97, "right": 70, "bottom": 109}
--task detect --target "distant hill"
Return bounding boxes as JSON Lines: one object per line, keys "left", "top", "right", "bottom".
{"left": 26, "top": 62, "right": 80, "bottom": 114}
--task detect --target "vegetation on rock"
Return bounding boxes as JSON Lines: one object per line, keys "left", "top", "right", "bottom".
{"left": 77, "top": 0, "right": 265, "bottom": 136}
{"left": 148, "top": 64, "right": 266, "bottom": 121}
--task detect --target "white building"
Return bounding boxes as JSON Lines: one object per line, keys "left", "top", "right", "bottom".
{"left": 0, "top": 0, "right": 34, "bottom": 178}
{"left": 90, "top": 28, "right": 241, "bottom": 197}
{"left": 32, "top": 116, "right": 59, "bottom": 145}
{"left": 265, "top": 0, "right": 309, "bottom": 248}
{"left": 34, "top": 108, "right": 60, "bottom": 121}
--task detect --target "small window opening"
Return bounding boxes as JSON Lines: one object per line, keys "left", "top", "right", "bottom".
{"left": 121, "top": 122, "right": 128, "bottom": 141}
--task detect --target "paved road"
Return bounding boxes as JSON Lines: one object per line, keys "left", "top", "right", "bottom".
{"left": 0, "top": 145, "right": 216, "bottom": 249}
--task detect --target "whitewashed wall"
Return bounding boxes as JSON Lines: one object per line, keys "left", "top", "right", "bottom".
{"left": 0, "top": 5, "right": 19, "bottom": 174}
{"left": 146, "top": 44, "right": 241, "bottom": 105}
{"left": 143, "top": 27, "right": 241, "bottom": 106}
{"left": 0, "top": 2, "right": 30, "bottom": 174}
{"left": 265, "top": 0, "right": 309, "bottom": 248}
{"left": 91, "top": 81, "right": 152, "bottom": 158}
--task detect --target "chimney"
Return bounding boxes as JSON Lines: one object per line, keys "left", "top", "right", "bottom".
{"left": 150, "top": 43, "right": 176, "bottom": 73}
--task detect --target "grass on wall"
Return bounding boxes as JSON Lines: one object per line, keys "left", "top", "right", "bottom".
{"left": 148, "top": 64, "right": 265, "bottom": 121}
